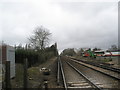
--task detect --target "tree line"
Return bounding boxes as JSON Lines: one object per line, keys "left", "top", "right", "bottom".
{"left": 15, "top": 43, "right": 58, "bottom": 67}
{"left": 15, "top": 26, "right": 58, "bottom": 67}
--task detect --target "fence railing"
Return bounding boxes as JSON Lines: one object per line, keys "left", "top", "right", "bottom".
{"left": 2, "top": 58, "right": 28, "bottom": 90}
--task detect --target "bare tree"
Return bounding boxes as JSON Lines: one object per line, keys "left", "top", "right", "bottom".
{"left": 28, "top": 26, "right": 51, "bottom": 50}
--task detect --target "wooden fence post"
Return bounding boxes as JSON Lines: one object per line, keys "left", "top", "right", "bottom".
{"left": 24, "top": 58, "right": 28, "bottom": 89}
{"left": 44, "top": 81, "right": 48, "bottom": 90}
{"left": 5, "top": 61, "right": 11, "bottom": 89}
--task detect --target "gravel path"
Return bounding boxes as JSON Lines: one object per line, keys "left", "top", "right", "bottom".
{"left": 45, "top": 58, "right": 58, "bottom": 88}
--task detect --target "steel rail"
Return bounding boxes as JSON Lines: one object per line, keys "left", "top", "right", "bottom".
{"left": 66, "top": 61, "right": 102, "bottom": 90}
{"left": 70, "top": 59, "right": 120, "bottom": 81}
{"left": 70, "top": 57, "right": 120, "bottom": 73}
{"left": 59, "top": 58, "right": 67, "bottom": 90}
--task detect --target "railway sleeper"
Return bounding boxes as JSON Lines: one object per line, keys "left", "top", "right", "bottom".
{"left": 68, "top": 82, "right": 90, "bottom": 86}
{"left": 68, "top": 86, "right": 92, "bottom": 88}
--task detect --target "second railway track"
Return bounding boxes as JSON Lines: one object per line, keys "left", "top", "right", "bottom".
{"left": 68, "top": 57, "right": 120, "bottom": 81}
{"left": 70, "top": 57, "right": 120, "bottom": 73}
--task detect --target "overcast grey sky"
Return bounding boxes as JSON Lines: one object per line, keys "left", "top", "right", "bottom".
{"left": 0, "top": 0, "right": 118, "bottom": 52}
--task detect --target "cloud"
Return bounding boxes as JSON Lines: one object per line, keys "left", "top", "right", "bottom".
{"left": 52, "top": 2, "right": 118, "bottom": 50}
{"left": 1, "top": 1, "right": 118, "bottom": 52}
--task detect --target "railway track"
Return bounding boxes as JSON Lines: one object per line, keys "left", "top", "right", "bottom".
{"left": 57, "top": 56, "right": 102, "bottom": 89}
{"left": 69, "top": 57, "right": 120, "bottom": 81}
{"left": 68, "top": 58, "right": 119, "bottom": 88}
{"left": 70, "top": 57, "right": 120, "bottom": 73}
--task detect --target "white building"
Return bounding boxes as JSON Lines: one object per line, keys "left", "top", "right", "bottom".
{"left": 1, "top": 45, "right": 15, "bottom": 78}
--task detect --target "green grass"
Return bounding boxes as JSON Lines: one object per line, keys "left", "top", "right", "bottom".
{"left": 74, "top": 55, "right": 113, "bottom": 63}
{"left": 15, "top": 64, "right": 23, "bottom": 81}
{"left": 15, "top": 64, "right": 24, "bottom": 87}
{"left": 101, "top": 58, "right": 112, "bottom": 62}
{"left": 15, "top": 64, "right": 40, "bottom": 82}
{"left": 28, "top": 67, "right": 40, "bottom": 79}
{"left": 0, "top": 76, "right": 2, "bottom": 82}
{"left": 11, "top": 64, "right": 40, "bottom": 88}
{"left": 10, "top": 64, "right": 24, "bottom": 88}
{"left": 0, "top": 68, "right": 2, "bottom": 82}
